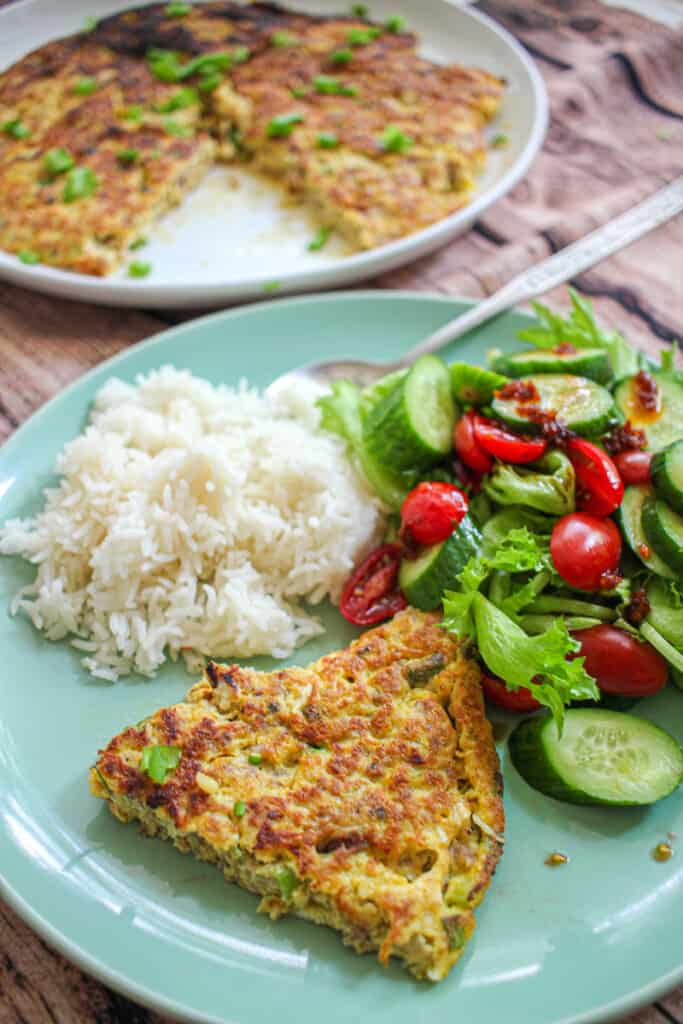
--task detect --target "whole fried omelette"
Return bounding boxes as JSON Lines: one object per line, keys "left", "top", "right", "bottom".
{"left": 91, "top": 608, "right": 504, "bottom": 981}
{"left": 0, "top": 2, "right": 505, "bottom": 275}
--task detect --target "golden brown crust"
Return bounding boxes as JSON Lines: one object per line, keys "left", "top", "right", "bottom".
{"left": 91, "top": 607, "right": 504, "bottom": 981}
{"left": 0, "top": 2, "right": 504, "bottom": 274}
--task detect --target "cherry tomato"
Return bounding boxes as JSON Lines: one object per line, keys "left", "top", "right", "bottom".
{"left": 401, "top": 481, "right": 469, "bottom": 546}
{"left": 480, "top": 672, "right": 541, "bottom": 712}
{"left": 454, "top": 410, "right": 493, "bottom": 474}
{"left": 566, "top": 438, "right": 624, "bottom": 517}
{"left": 550, "top": 513, "right": 622, "bottom": 591}
{"left": 473, "top": 416, "right": 547, "bottom": 464}
{"left": 571, "top": 625, "right": 668, "bottom": 697}
{"left": 340, "top": 544, "right": 406, "bottom": 626}
{"left": 613, "top": 449, "right": 652, "bottom": 486}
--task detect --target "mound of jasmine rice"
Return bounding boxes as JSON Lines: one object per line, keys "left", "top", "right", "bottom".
{"left": 0, "top": 366, "right": 383, "bottom": 680}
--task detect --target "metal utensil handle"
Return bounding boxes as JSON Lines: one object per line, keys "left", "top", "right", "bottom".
{"left": 397, "top": 175, "right": 683, "bottom": 367}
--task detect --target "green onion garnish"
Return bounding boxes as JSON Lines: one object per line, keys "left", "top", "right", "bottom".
{"left": 233, "top": 799, "right": 247, "bottom": 818}
{"left": 62, "top": 166, "right": 98, "bottom": 202}
{"left": 385, "top": 14, "right": 405, "bottom": 31}
{"left": 198, "top": 72, "right": 222, "bottom": 93}
{"left": 2, "top": 119, "right": 30, "bottom": 139}
{"left": 380, "top": 124, "right": 414, "bottom": 153}
{"left": 316, "top": 131, "right": 339, "bottom": 149}
{"left": 271, "top": 30, "right": 298, "bottom": 47}
{"left": 147, "top": 48, "right": 184, "bottom": 82}
{"left": 18, "top": 250, "right": 39, "bottom": 265}
{"left": 140, "top": 744, "right": 179, "bottom": 782}
{"left": 308, "top": 226, "right": 332, "bottom": 251}
{"left": 351, "top": 4, "right": 368, "bottom": 16}
{"left": 43, "top": 147, "right": 75, "bottom": 178}
{"left": 248, "top": 752, "right": 262, "bottom": 765}
{"left": 313, "top": 75, "right": 357, "bottom": 96}
{"left": 347, "top": 26, "right": 381, "bottom": 45}
{"left": 164, "top": 119, "right": 193, "bottom": 136}
{"left": 490, "top": 132, "right": 509, "bottom": 148}
{"left": 129, "top": 237, "right": 147, "bottom": 250}
{"left": 263, "top": 280, "right": 281, "bottom": 292}
{"left": 165, "top": 2, "right": 191, "bottom": 15}
{"left": 290, "top": 85, "right": 307, "bottom": 98}
{"left": 266, "top": 112, "right": 304, "bottom": 138}
{"left": 117, "top": 148, "right": 140, "bottom": 166}
{"left": 155, "top": 86, "right": 198, "bottom": 113}
{"left": 73, "top": 77, "right": 98, "bottom": 95}
{"left": 122, "top": 104, "right": 144, "bottom": 122}
{"left": 83, "top": 16, "right": 99, "bottom": 32}
{"left": 231, "top": 46, "right": 251, "bottom": 64}
{"left": 276, "top": 865, "right": 299, "bottom": 900}
{"left": 128, "top": 260, "right": 152, "bottom": 278}
{"left": 330, "top": 48, "right": 353, "bottom": 65}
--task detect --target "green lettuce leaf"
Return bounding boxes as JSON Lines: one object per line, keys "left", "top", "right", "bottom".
{"left": 484, "top": 450, "right": 575, "bottom": 516}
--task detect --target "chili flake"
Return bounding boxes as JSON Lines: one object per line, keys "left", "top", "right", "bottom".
{"left": 553, "top": 342, "right": 578, "bottom": 355}
{"left": 633, "top": 369, "right": 659, "bottom": 413}
{"left": 603, "top": 420, "right": 647, "bottom": 455}
{"left": 494, "top": 379, "right": 540, "bottom": 404}
{"left": 624, "top": 588, "right": 651, "bottom": 626}
{"left": 598, "top": 569, "right": 622, "bottom": 591}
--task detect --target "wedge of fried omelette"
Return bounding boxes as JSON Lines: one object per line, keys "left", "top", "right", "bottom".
{"left": 90, "top": 608, "right": 503, "bottom": 981}
{"left": 0, "top": 2, "right": 504, "bottom": 274}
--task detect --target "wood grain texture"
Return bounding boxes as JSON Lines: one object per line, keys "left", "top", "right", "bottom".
{"left": 0, "top": 0, "right": 682, "bottom": 1021}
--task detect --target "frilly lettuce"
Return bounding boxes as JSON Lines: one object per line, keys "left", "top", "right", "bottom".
{"left": 484, "top": 450, "right": 575, "bottom": 516}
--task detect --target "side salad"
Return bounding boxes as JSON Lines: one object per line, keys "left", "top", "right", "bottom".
{"left": 320, "top": 288, "right": 683, "bottom": 809}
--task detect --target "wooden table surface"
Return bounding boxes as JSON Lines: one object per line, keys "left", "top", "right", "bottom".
{"left": 1, "top": 0, "right": 683, "bottom": 1021}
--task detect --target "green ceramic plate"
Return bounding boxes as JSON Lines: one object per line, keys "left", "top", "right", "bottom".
{"left": 1, "top": 293, "right": 682, "bottom": 1024}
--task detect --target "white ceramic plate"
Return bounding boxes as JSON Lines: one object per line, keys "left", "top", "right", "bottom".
{"left": 0, "top": 0, "right": 547, "bottom": 307}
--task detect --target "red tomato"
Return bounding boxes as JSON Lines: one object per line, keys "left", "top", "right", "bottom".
{"left": 550, "top": 513, "right": 622, "bottom": 591}
{"left": 613, "top": 450, "right": 652, "bottom": 486}
{"left": 571, "top": 625, "right": 668, "bottom": 697}
{"left": 454, "top": 410, "right": 493, "bottom": 474}
{"left": 401, "top": 481, "right": 469, "bottom": 545}
{"left": 339, "top": 544, "right": 406, "bottom": 626}
{"left": 566, "top": 438, "right": 624, "bottom": 517}
{"left": 473, "top": 416, "right": 547, "bottom": 464}
{"left": 481, "top": 672, "right": 541, "bottom": 712}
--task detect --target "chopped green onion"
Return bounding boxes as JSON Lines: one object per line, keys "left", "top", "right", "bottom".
{"left": 18, "top": 249, "right": 39, "bottom": 265}
{"left": 308, "top": 226, "right": 332, "bottom": 251}
{"left": 117, "top": 148, "right": 140, "bottom": 166}
{"left": 351, "top": 3, "right": 368, "bottom": 16}
{"left": 385, "top": 14, "right": 405, "bottom": 31}
{"left": 330, "top": 48, "right": 353, "bottom": 65}
{"left": 83, "top": 16, "right": 99, "bottom": 32}
{"left": 122, "top": 104, "right": 144, "bottom": 122}
{"left": 271, "top": 30, "right": 298, "bottom": 47}
{"left": 146, "top": 47, "right": 184, "bottom": 82}
{"left": 347, "top": 26, "right": 381, "bottom": 45}
{"left": 266, "top": 111, "right": 304, "bottom": 137}
{"left": 129, "top": 237, "right": 147, "bottom": 250}
{"left": 316, "top": 131, "right": 339, "bottom": 149}
{"left": 43, "top": 147, "right": 75, "bottom": 178}
{"left": 164, "top": 118, "right": 193, "bottom": 136}
{"left": 290, "top": 85, "right": 307, "bottom": 98}
{"left": 263, "top": 280, "right": 281, "bottom": 292}
{"left": 62, "top": 166, "right": 98, "bottom": 202}
{"left": 248, "top": 751, "right": 262, "bottom": 765}
{"left": 313, "top": 75, "right": 357, "bottom": 96}
{"left": 2, "top": 118, "right": 30, "bottom": 139}
{"left": 155, "top": 86, "right": 198, "bottom": 112}
{"left": 73, "top": 76, "right": 98, "bottom": 95}
{"left": 140, "top": 744, "right": 180, "bottom": 783}
{"left": 198, "top": 72, "right": 222, "bottom": 93}
{"left": 128, "top": 260, "right": 152, "bottom": 278}
{"left": 490, "top": 132, "right": 508, "bottom": 148}
{"left": 231, "top": 46, "right": 251, "bottom": 65}
{"left": 147, "top": 46, "right": 246, "bottom": 82}
{"left": 233, "top": 799, "right": 247, "bottom": 818}
{"left": 380, "top": 124, "right": 414, "bottom": 153}
{"left": 165, "top": 2, "right": 191, "bottom": 15}
{"left": 276, "top": 865, "right": 299, "bottom": 900}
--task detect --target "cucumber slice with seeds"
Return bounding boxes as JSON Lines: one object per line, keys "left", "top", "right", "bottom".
{"left": 491, "top": 374, "right": 618, "bottom": 436}
{"left": 614, "top": 373, "right": 683, "bottom": 451}
{"left": 450, "top": 362, "right": 506, "bottom": 406}
{"left": 615, "top": 484, "right": 675, "bottom": 579}
{"left": 642, "top": 495, "right": 683, "bottom": 574}
{"left": 509, "top": 709, "right": 683, "bottom": 806}
{"left": 651, "top": 439, "right": 683, "bottom": 515}
{"left": 491, "top": 347, "right": 612, "bottom": 385}
{"left": 399, "top": 516, "right": 481, "bottom": 610}
{"left": 363, "top": 355, "right": 455, "bottom": 471}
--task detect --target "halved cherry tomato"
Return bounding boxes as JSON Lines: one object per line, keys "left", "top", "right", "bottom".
{"left": 401, "top": 481, "right": 469, "bottom": 546}
{"left": 453, "top": 410, "right": 493, "bottom": 474}
{"left": 571, "top": 625, "right": 668, "bottom": 697}
{"left": 550, "top": 513, "right": 622, "bottom": 591}
{"left": 340, "top": 543, "right": 406, "bottom": 626}
{"left": 613, "top": 449, "right": 652, "bottom": 486}
{"left": 566, "top": 438, "right": 624, "bottom": 517}
{"left": 481, "top": 672, "right": 541, "bottom": 712}
{"left": 473, "top": 415, "right": 547, "bottom": 464}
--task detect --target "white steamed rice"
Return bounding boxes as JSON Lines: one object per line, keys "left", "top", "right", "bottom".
{"left": 0, "top": 366, "right": 384, "bottom": 680}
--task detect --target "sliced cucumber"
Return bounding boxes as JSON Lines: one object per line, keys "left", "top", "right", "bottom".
{"left": 642, "top": 495, "right": 683, "bottom": 575}
{"left": 646, "top": 577, "right": 683, "bottom": 649}
{"left": 491, "top": 347, "right": 612, "bottom": 385}
{"left": 359, "top": 368, "right": 408, "bottom": 419}
{"left": 614, "top": 372, "right": 683, "bottom": 451}
{"left": 399, "top": 517, "right": 481, "bottom": 610}
{"left": 651, "top": 440, "right": 683, "bottom": 515}
{"left": 363, "top": 355, "right": 455, "bottom": 472}
{"left": 509, "top": 709, "right": 683, "bottom": 806}
{"left": 449, "top": 362, "right": 506, "bottom": 406}
{"left": 490, "top": 374, "right": 618, "bottom": 436}
{"left": 615, "top": 484, "right": 675, "bottom": 579}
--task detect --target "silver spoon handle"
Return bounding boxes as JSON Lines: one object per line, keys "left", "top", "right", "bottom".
{"left": 396, "top": 174, "right": 683, "bottom": 367}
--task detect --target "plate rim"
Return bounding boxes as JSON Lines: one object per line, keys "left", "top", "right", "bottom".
{"left": 2, "top": 290, "right": 680, "bottom": 1024}
{"left": 0, "top": 0, "right": 548, "bottom": 307}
